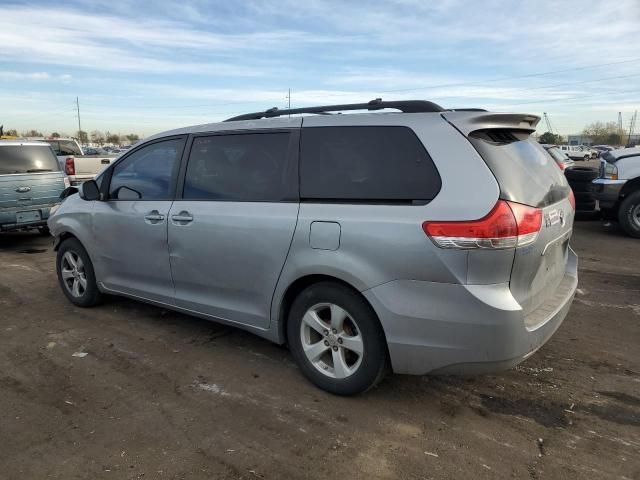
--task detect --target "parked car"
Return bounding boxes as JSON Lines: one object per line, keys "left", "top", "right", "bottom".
{"left": 559, "top": 145, "right": 591, "bottom": 161}
{"left": 578, "top": 145, "right": 598, "bottom": 159}
{"left": 47, "top": 138, "right": 117, "bottom": 186}
{"left": 593, "top": 147, "right": 640, "bottom": 237}
{"left": 592, "top": 145, "right": 614, "bottom": 155}
{"left": 541, "top": 144, "right": 575, "bottom": 170}
{"left": 48, "top": 100, "right": 577, "bottom": 395}
{"left": 0, "top": 140, "right": 69, "bottom": 234}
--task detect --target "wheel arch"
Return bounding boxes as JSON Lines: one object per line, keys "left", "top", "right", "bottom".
{"left": 54, "top": 230, "right": 79, "bottom": 250}
{"left": 275, "top": 274, "right": 384, "bottom": 346}
{"left": 620, "top": 177, "right": 640, "bottom": 199}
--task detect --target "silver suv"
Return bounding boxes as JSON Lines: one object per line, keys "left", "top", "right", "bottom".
{"left": 48, "top": 100, "right": 578, "bottom": 395}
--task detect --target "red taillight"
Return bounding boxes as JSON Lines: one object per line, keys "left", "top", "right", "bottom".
{"left": 557, "top": 162, "right": 566, "bottom": 170}
{"left": 65, "top": 157, "right": 75, "bottom": 175}
{"left": 423, "top": 200, "right": 542, "bottom": 249}
{"left": 568, "top": 190, "right": 575, "bottom": 211}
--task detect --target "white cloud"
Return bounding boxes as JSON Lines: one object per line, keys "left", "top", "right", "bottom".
{"left": 0, "top": 71, "right": 72, "bottom": 81}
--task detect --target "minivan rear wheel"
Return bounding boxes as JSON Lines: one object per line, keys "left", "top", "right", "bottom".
{"left": 287, "top": 282, "right": 388, "bottom": 395}
{"left": 56, "top": 238, "right": 102, "bottom": 307}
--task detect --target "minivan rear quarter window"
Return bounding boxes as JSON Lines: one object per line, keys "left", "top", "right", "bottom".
{"left": 0, "top": 145, "right": 60, "bottom": 174}
{"left": 300, "top": 126, "right": 441, "bottom": 203}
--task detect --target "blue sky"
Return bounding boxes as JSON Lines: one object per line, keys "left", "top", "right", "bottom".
{"left": 1, "top": 0, "right": 639, "bottom": 137}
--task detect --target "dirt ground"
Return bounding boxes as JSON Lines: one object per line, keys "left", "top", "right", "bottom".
{"left": 0, "top": 220, "right": 638, "bottom": 480}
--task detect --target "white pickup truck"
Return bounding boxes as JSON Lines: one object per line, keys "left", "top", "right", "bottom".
{"left": 47, "top": 138, "right": 118, "bottom": 185}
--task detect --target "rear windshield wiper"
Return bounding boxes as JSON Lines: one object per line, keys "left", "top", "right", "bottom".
{"left": 26, "top": 168, "right": 53, "bottom": 173}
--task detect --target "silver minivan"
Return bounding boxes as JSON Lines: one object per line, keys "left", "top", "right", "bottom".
{"left": 48, "top": 100, "right": 578, "bottom": 395}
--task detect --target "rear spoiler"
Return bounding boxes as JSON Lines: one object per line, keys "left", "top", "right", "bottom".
{"left": 441, "top": 112, "right": 540, "bottom": 136}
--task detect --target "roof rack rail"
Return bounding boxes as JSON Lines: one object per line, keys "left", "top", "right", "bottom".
{"left": 224, "top": 98, "right": 445, "bottom": 122}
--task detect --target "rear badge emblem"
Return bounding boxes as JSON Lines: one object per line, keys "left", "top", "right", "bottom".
{"left": 15, "top": 186, "right": 31, "bottom": 193}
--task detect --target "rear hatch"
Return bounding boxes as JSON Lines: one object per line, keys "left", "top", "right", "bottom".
{"left": 443, "top": 112, "right": 574, "bottom": 317}
{"left": 0, "top": 143, "right": 66, "bottom": 210}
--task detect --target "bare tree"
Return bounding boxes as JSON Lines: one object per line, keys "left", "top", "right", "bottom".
{"left": 90, "top": 130, "right": 105, "bottom": 146}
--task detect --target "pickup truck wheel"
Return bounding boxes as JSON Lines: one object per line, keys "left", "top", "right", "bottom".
{"left": 287, "top": 282, "right": 388, "bottom": 395}
{"left": 618, "top": 191, "right": 640, "bottom": 238}
{"left": 56, "top": 238, "right": 102, "bottom": 307}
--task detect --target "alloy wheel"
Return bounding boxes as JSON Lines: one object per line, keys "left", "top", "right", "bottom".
{"left": 299, "top": 303, "right": 364, "bottom": 379}
{"left": 60, "top": 250, "right": 88, "bottom": 298}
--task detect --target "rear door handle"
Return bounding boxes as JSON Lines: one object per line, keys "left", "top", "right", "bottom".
{"left": 144, "top": 210, "right": 165, "bottom": 224}
{"left": 171, "top": 211, "right": 193, "bottom": 224}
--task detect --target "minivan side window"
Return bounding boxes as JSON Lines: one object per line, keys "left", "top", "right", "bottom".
{"left": 183, "top": 132, "right": 292, "bottom": 201}
{"left": 300, "top": 126, "right": 441, "bottom": 202}
{"left": 108, "top": 138, "right": 183, "bottom": 200}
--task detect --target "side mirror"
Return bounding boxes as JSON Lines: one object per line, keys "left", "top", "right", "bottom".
{"left": 79, "top": 180, "right": 101, "bottom": 201}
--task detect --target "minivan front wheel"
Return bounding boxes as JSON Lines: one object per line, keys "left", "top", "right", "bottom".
{"left": 288, "top": 282, "right": 388, "bottom": 395}
{"left": 56, "top": 238, "right": 102, "bottom": 307}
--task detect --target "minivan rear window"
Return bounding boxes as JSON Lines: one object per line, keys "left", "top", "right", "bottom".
{"left": 300, "top": 126, "right": 441, "bottom": 203}
{"left": 0, "top": 145, "right": 60, "bottom": 174}
{"left": 469, "top": 130, "right": 570, "bottom": 208}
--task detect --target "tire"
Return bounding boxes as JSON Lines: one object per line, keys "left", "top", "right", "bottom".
{"left": 576, "top": 199, "right": 597, "bottom": 212}
{"left": 565, "top": 166, "right": 599, "bottom": 182}
{"left": 618, "top": 190, "right": 640, "bottom": 238}
{"left": 287, "top": 282, "right": 388, "bottom": 395}
{"left": 56, "top": 238, "right": 102, "bottom": 307}
{"left": 38, "top": 226, "right": 50, "bottom": 236}
{"left": 568, "top": 181, "right": 593, "bottom": 193}
{"left": 574, "top": 191, "right": 594, "bottom": 203}
{"left": 575, "top": 210, "right": 601, "bottom": 221}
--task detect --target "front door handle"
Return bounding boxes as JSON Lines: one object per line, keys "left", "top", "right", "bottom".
{"left": 144, "top": 210, "right": 165, "bottom": 224}
{"left": 171, "top": 211, "right": 193, "bottom": 225}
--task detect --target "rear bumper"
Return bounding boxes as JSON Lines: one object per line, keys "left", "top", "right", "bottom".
{"left": 592, "top": 178, "right": 626, "bottom": 210}
{"left": 0, "top": 205, "right": 57, "bottom": 231}
{"left": 69, "top": 175, "right": 94, "bottom": 186}
{"left": 364, "top": 248, "right": 578, "bottom": 375}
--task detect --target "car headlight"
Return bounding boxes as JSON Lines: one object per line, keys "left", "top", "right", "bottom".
{"left": 604, "top": 162, "right": 618, "bottom": 180}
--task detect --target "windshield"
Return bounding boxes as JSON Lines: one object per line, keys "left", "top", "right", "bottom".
{"left": 0, "top": 145, "right": 60, "bottom": 174}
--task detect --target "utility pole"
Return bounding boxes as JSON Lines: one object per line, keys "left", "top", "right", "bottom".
{"left": 76, "top": 96, "right": 82, "bottom": 145}
{"left": 286, "top": 88, "right": 291, "bottom": 118}
{"left": 618, "top": 112, "right": 623, "bottom": 143}
{"left": 628, "top": 111, "right": 637, "bottom": 147}
{"left": 543, "top": 112, "right": 554, "bottom": 134}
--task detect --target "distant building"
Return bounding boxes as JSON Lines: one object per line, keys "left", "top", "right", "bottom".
{"left": 567, "top": 133, "right": 640, "bottom": 147}
{"left": 567, "top": 135, "right": 593, "bottom": 146}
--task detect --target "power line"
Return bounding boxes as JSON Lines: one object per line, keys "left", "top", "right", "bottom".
{"left": 319, "top": 57, "right": 640, "bottom": 96}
